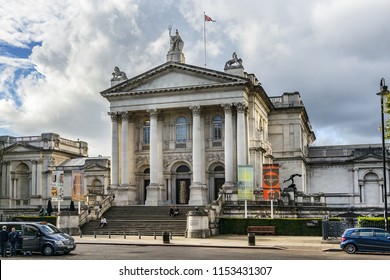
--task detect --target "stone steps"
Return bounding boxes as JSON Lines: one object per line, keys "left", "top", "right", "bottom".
{"left": 80, "top": 206, "right": 196, "bottom": 236}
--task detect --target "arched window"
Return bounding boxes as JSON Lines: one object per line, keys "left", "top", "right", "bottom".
{"left": 213, "top": 115, "right": 222, "bottom": 141}
{"left": 214, "top": 165, "right": 225, "bottom": 172}
{"left": 143, "top": 120, "right": 150, "bottom": 144}
{"left": 176, "top": 165, "right": 190, "bottom": 173}
{"left": 176, "top": 117, "right": 187, "bottom": 142}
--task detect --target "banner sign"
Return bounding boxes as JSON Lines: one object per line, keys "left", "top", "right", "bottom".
{"left": 72, "top": 171, "right": 84, "bottom": 202}
{"left": 51, "top": 171, "right": 64, "bottom": 202}
{"left": 262, "top": 164, "right": 280, "bottom": 200}
{"left": 238, "top": 165, "right": 254, "bottom": 200}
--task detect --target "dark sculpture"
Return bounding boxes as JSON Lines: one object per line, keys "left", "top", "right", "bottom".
{"left": 283, "top": 174, "right": 301, "bottom": 192}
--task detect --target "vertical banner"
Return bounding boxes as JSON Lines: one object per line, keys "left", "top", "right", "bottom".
{"left": 262, "top": 164, "right": 280, "bottom": 200}
{"left": 237, "top": 165, "right": 254, "bottom": 200}
{"left": 51, "top": 171, "right": 64, "bottom": 202}
{"left": 72, "top": 171, "right": 84, "bottom": 202}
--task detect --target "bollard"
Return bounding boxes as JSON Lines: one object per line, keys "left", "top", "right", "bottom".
{"left": 109, "top": 231, "right": 111, "bottom": 239}
{"left": 138, "top": 232, "right": 141, "bottom": 239}
{"left": 170, "top": 232, "right": 172, "bottom": 240}
{"left": 248, "top": 233, "right": 256, "bottom": 246}
{"left": 94, "top": 231, "right": 96, "bottom": 239}
{"left": 163, "top": 232, "right": 170, "bottom": 244}
{"left": 154, "top": 232, "right": 156, "bottom": 239}
{"left": 124, "top": 232, "right": 126, "bottom": 239}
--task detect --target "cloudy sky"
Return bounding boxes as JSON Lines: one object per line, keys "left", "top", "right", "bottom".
{"left": 1, "top": 0, "right": 389, "bottom": 156}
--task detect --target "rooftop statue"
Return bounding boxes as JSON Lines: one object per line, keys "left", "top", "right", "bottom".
{"left": 168, "top": 26, "right": 184, "bottom": 52}
{"left": 111, "top": 66, "right": 128, "bottom": 82}
{"left": 224, "top": 52, "right": 243, "bottom": 69}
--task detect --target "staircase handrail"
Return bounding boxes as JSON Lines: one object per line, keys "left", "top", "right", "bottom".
{"left": 78, "top": 209, "right": 89, "bottom": 227}
{"left": 97, "top": 195, "right": 114, "bottom": 219}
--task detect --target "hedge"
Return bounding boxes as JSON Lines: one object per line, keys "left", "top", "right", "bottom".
{"left": 219, "top": 217, "right": 324, "bottom": 236}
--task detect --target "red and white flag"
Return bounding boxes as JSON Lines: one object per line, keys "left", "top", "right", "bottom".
{"left": 204, "top": 14, "right": 216, "bottom": 22}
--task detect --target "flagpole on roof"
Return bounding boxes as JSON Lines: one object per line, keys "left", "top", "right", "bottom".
{"left": 203, "top": 12, "right": 207, "bottom": 67}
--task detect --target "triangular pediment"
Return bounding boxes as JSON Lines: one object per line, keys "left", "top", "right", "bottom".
{"left": 101, "top": 61, "right": 248, "bottom": 97}
{"left": 84, "top": 163, "right": 109, "bottom": 171}
{"left": 353, "top": 153, "right": 382, "bottom": 163}
{"left": 3, "top": 143, "right": 42, "bottom": 153}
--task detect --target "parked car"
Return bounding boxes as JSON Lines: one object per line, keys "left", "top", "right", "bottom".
{"left": 340, "top": 227, "right": 390, "bottom": 254}
{"left": 1, "top": 221, "right": 76, "bottom": 256}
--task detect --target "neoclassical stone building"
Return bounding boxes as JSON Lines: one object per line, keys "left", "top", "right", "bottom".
{"left": 100, "top": 31, "right": 315, "bottom": 206}
{"left": 0, "top": 133, "right": 109, "bottom": 209}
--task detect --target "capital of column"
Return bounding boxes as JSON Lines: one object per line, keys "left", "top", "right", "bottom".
{"left": 190, "top": 105, "right": 202, "bottom": 116}
{"left": 221, "top": 103, "right": 233, "bottom": 114}
{"left": 235, "top": 102, "right": 248, "bottom": 113}
{"left": 147, "top": 108, "right": 159, "bottom": 119}
{"left": 121, "top": 111, "right": 129, "bottom": 120}
{"left": 108, "top": 112, "right": 118, "bottom": 122}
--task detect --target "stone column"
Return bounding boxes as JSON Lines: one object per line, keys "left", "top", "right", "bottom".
{"left": 157, "top": 116, "right": 166, "bottom": 202}
{"left": 121, "top": 111, "right": 129, "bottom": 187}
{"left": 36, "top": 159, "right": 42, "bottom": 200}
{"left": 109, "top": 112, "right": 119, "bottom": 187}
{"left": 31, "top": 160, "right": 37, "bottom": 196}
{"left": 222, "top": 104, "right": 234, "bottom": 188}
{"left": 189, "top": 106, "right": 208, "bottom": 205}
{"left": 145, "top": 109, "right": 160, "bottom": 205}
{"left": 128, "top": 114, "right": 137, "bottom": 204}
{"left": 1, "top": 161, "right": 8, "bottom": 197}
{"left": 236, "top": 102, "right": 247, "bottom": 165}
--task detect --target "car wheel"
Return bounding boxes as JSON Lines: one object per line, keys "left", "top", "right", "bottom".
{"left": 344, "top": 243, "right": 357, "bottom": 254}
{"left": 42, "top": 245, "right": 55, "bottom": 256}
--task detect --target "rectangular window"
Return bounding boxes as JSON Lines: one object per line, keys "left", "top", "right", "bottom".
{"left": 213, "top": 124, "right": 222, "bottom": 141}
{"left": 143, "top": 127, "right": 150, "bottom": 144}
{"left": 176, "top": 125, "right": 186, "bottom": 142}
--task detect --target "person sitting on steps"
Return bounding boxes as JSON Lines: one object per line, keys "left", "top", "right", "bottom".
{"left": 169, "top": 205, "right": 174, "bottom": 217}
{"left": 173, "top": 206, "right": 180, "bottom": 217}
{"left": 98, "top": 216, "right": 107, "bottom": 228}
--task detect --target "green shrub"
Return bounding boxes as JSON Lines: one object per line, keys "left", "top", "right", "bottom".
{"left": 358, "top": 217, "right": 387, "bottom": 228}
{"left": 219, "top": 217, "right": 323, "bottom": 236}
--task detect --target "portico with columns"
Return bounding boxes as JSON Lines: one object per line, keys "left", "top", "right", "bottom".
{"left": 101, "top": 31, "right": 273, "bottom": 206}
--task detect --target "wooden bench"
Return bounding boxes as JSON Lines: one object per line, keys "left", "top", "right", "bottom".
{"left": 247, "top": 226, "right": 276, "bottom": 235}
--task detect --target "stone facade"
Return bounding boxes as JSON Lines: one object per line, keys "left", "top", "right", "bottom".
{"left": 307, "top": 145, "right": 389, "bottom": 213}
{"left": 0, "top": 133, "right": 109, "bottom": 209}
{"left": 100, "top": 43, "right": 315, "bottom": 206}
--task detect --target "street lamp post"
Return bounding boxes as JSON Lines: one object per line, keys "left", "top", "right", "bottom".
{"left": 377, "top": 78, "right": 389, "bottom": 231}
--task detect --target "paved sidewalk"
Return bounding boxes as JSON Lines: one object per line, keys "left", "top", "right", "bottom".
{"left": 74, "top": 234, "right": 341, "bottom": 251}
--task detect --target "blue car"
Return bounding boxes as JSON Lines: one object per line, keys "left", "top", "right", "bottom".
{"left": 340, "top": 227, "right": 390, "bottom": 254}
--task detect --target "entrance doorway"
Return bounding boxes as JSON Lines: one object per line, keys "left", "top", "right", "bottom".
{"left": 144, "top": 180, "right": 150, "bottom": 203}
{"left": 176, "top": 179, "right": 190, "bottom": 204}
{"left": 214, "top": 178, "right": 225, "bottom": 200}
